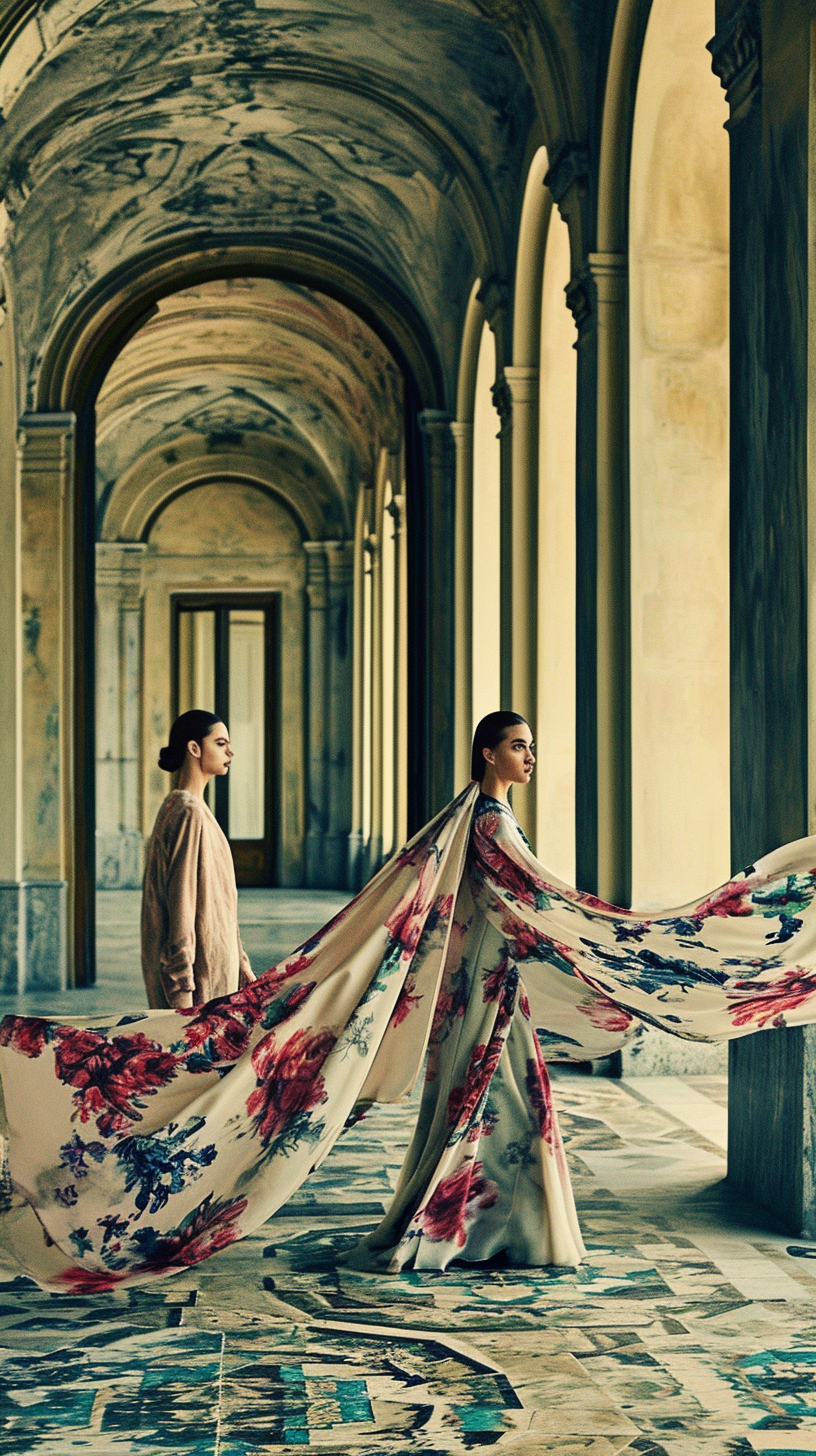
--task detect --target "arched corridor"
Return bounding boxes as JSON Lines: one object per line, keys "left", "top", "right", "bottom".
{"left": 1, "top": 0, "right": 816, "bottom": 1445}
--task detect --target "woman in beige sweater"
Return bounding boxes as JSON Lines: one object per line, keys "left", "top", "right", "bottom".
{"left": 141, "top": 709, "right": 255, "bottom": 1008}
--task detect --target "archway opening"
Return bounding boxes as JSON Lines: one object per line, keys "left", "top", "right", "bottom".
{"left": 629, "top": 0, "right": 730, "bottom": 907}
{"left": 92, "top": 274, "right": 409, "bottom": 974}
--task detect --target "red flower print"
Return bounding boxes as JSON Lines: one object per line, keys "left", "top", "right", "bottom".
{"left": 419, "top": 1161, "right": 499, "bottom": 1246}
{"left": 446, "top": 1032, "right": 506, "bottom": 1131}
{"left": 53, "top": 1029, "right": 178, "bottom": 1137}
{"left": 525, "top": 1043, "right": 555, "bottom": 1146}
{"left": 182, "top": 978, "right": 314, "bottom": 1066}
{"left": 472, "top": 824, "right": 539, "bottom": 907}
{"left": 56, "top": 1266, "right": 128, "bottom": 1294}
{"left": 385, "top": 858, "right": 442, "bottom": 957}
{"left": 729, "top": 969, "right": 816, "bottom": 1028}
{"left": 247, "top": 1026, "right": 336, "bottom": 1145}
{"left": 578, "top": 994, "right": 635, "bottom": 1034}
{"left": 0, "top": 1016, "right": 51, "bottom": 1058}
{"left": 500, "top": 914, "right": 544, "bottom": 963}
{"left": 131, "top": 1193, "right": 248, "bottom": 1271}
{"left": 182, "top": 1001, "right": 256, "bottom": 1062}
{"left": 391, "top": 975, "right": 422, "bottom": 1027}
{"left": 693, "top": 881, "right": 754, "bottom": 919}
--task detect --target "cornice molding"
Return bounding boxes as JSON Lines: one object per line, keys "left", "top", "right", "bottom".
{"left": 707, "top": 0, "right": 761, "bottom": 127}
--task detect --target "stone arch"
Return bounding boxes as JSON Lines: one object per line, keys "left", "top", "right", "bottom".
{"left": 34, "top": 242, "right": 446, "bottom": 419}
{"left": 100, "top": 444, "right": 340, "bottom": 547}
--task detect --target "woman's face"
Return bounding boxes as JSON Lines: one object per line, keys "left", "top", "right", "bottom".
{"left": 483, "top": 722, "right": 536, "bottom": 785}
{"left": 189, "top": 722, "right": 233, "bottom": 777}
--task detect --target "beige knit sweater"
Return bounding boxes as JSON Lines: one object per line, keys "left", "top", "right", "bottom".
{"left": 141, "top": 790, "right": 254, "bottom": 1009}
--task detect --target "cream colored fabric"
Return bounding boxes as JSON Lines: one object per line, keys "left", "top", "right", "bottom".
{"left": 141, "top": 790, "right": 253, "bottom": 1008}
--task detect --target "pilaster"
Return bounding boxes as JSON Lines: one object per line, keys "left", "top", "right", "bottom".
{"left": 416, "top": 410, "right": 456, "bottom": 820}
{"left": 10, "top": 412, "right": 75, "bottom": 991}
{"left": 450, "top": 420, "right": 474, "bottom": 790}
{"left": 304, "top": 541, "right": 329, "bottom": 887}
{"left": 587, "top": 251, "right": 631, "bottom": 908}
{"left": 503, "top": 365, "right": 539, "bottom": 847}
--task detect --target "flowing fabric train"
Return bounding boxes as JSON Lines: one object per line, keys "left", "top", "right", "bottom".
{"left": 2, "top": 786, "right": 816, "bottom": 1289}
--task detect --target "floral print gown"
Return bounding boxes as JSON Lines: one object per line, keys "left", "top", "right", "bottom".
{"left": 4, "top": 785, "right": 816, "bottom": 1290}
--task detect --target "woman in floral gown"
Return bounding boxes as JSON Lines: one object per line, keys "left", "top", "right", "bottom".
{"left": 3, "top": 711, "right": 816, "bottom": 1290}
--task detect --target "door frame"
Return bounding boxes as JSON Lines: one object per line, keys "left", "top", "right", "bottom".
{"left": 171, "top": 591, "right": 281, "bottom": 886}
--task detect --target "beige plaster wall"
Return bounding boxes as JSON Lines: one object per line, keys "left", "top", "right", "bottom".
{"left": 629, "top": 0, "right": 730, "bottom": 907}
{"left": 536, "top": 206, "right": 577, "bottom": 884}
{"left": 471, "top": 321, "right": 502, "bottom": 730}
{"left": 137, "top": 480, "right": 307, "bottom": 885}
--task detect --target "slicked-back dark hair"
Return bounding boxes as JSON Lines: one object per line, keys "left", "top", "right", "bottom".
{"left": 158, "top": 710, "right": 222, "bottom": 773}
{"left": 470, "top": 711, "right": 529, "bottom": 782}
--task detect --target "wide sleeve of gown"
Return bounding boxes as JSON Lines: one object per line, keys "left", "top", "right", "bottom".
{"left": 469, "top": 797, "right": 816, "bottom": 1050}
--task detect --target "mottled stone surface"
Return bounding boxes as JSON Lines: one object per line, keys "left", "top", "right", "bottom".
{"left": 22, "top": 881, "right": 67, "bottom": 994}
{"left": 0, "top": 880, "right": 67, "bottom": 996}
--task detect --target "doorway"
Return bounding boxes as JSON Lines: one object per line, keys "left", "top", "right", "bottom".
{"left": 173, "top": 594, "right": 280, "bottom": 886}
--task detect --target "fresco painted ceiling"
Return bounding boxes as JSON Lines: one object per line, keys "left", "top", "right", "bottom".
{"left": 0, "top": 0, "right": 540, "bottom": 410}
{"left": 95, "top": 276, "right": 404, "bottom": 538}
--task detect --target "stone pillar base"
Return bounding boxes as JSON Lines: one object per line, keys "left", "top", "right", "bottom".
{"left": 0, "top": 881, "right": 67, "bottom": 993}
{"left": 304, "top": 831, "right": 350, "bottom": 890}
{"left": 728, "top": 1027, "right": 816, "bottom": 1236}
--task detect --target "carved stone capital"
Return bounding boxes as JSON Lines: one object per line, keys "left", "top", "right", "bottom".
{"left": 475, "top": 275, "right": 509, "bottom": 326}
{"left": 491, "top": 375, "right": 512, "bottom": 426}
{"left": 565, "top": 268, "right": 594, "bottom": 332}
{"left": 544, "top": 143, "right": 589, "bottom": 206}
{"left": 707, "top": 0, "right": 760, "bottom": 127}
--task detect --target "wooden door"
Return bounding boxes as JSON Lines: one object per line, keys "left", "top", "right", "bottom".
{"left": 174, "top": 594, "right": 279, "bottom": 885}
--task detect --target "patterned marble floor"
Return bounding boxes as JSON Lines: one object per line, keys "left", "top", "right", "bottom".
{"left": 1, "top": 894, "right": 815, "bottom": 1453}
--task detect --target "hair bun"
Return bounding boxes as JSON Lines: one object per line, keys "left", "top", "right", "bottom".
{"left": 158, "top": 745, "right": 180, "bottom": 773}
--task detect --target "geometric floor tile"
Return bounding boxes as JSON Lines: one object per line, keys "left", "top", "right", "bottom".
{"left": 1, "top": 895, "right": 816, "bottom": 1452}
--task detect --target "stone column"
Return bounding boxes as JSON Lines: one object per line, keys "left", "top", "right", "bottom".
{"left": 304, "top": 541, "right": 329, "bottom": 887}
{"left": 450, "top": 420, "right": 474, "bottom": 791}
{"left": 324, "top": 540, "right": 353, "bottom": 888}
{"left": 710, "top": 0, "right": 816, "bottom": 1232}
{"left": 492, "top": 377, "right": 514, "bottom": 710}
{"left": 95, "top": 543, "right": 145, "bottom": 888}
{"left": 369, "top": 507, "right": 384, "bottom": 874}
{"left": 15, "top": 413, "right": 75, "bottom": 991}
{"left": 348, "top": 494, "right": 367, "bottom": 888}
{"left": 389, "top": 482, "right": 409, "bottom": 848}
{"left": 587, "top": 251, "right": 631, "bottom": 908}
{"left": 504, "top": 364, "right": 539, "bottom": 846}
{"left": 416, "top": 410, "right": 456, "bottom": 820}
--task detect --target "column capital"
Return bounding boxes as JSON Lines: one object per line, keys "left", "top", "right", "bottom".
{"left": 475, "top": 275, "right": 509, "bottom": 327}
{"left": 544, "top": 143, "right": 589, "bottom": 207}
{"left": 588, "top": 252, "right": 628, "bottom": 304}
{"left": 491, "top": 375, "right": 513, "bottom": 427}
{"left": 324, "top": 539, "right": 354, "bottom": 586}
{"left": 95, "top": 541, "right": 147, "bottom": 596}
{"left": 707, "top": 0, "right": 760, "bottom": 128}
{"left": 417, "top": 408, "right": 453, "bottom": 436}
{"left": 18, "top": 412, "right": 75, "bottom": 483}
{"left": 565, "top": 268, "right": 594, "bottom": 333}
{"left": 503, "top": 364, "right": 539, "bottom": 406}
{"left": 303, "top": 540, "right": 328, "bottom": 604}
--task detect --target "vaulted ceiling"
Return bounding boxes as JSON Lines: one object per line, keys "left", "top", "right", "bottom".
{"left": 95, "top": 276, "right": 404, "bottom": 538}
{"left": 0, "top": 0, "right": 547, "bottom": 412}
